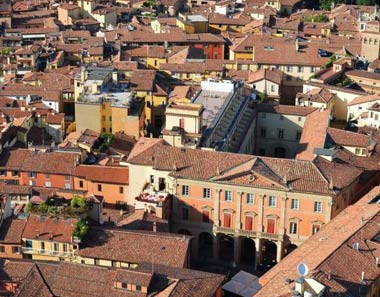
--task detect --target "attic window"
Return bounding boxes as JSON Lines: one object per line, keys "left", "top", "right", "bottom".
{"left": 245, "top": 46, "right": 253, "bottom": 51}
{"left": 121, "top": 283, "right": 127, "bottom": 289}
{"left": 264, "top": 45, "right": 273, "bottom": 51}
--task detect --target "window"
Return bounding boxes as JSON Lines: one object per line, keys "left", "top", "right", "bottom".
{"left": 102, "top": 116, "right": 106, "bottom": 121}
{"left": 280, "top": 115, "right": 284, "bottom": 120}
{"left": 202, "top": 210, "right": 210, "bottom": 223}
{"left": 79, "top": 180, "right": 84, "bottom": 188}
{"left": 45, "top": 181, "right": 51, "bottom": 187}
{"left": 260, "top": 127, "right": 266, "bottom": 137}
{"left": 225, "top": 191, "right": 232, "bottom": 202}
{"left": 355, "top": 148, "right": 360, "bottom": 154}
{"left": 268, "top": 196, "right": 277, "bottom": 207}
{"left": 312, "top": 224, "right": 321, "bottom": 234}
{"left": 286, "top": 66, "right": 293, "bottom": 72}
{"left": 296, "top": 130, "right": 302, "bottom": 141}
{"left": 41, "top": 242, "right": 45, "bottom": 250}
{"left": 278, "top": 129, "right": 284, "bottom": 139}
{"left": 311, "top": 67, "right": 315, "bottom": 73}
{"left": 271, "top": 85, "right": 276, "bottom": 92}
{"left": 0, "top": 246, "right": 4, "bottom": 253}
{"left": 314, "top": 201, "right": 322, "bottom": 213}
{"left": 246, "top": 193, "right": 255, "bottom": 204}
{"left": 290, "top": 198, "right": 299, "bottom": 210}
{"left": 289, "top": 222, "right": 298, "bottom": 234}
{"left": 245, "top": 216, "right": 253, "bottom": 230}
{"left": 203, "top": 188, "right": 211, "bottom": 199}
{"left": 182, "top": 208, "right": 189, "bottom": 220}
{"left": 298, "top": 66, "right": 303, "bottom": 73}
{"left": 109, "top": 116, "right": 112, "bottom": 121}
{"left": 98, "top": 184, "right": 102, "bottom": 192}
{"left": 136, "top": 285, "right": 142, "bottom": 292}
{"left": 29, "top": 171, "right": 37, "bottom": 178}
{"left": 224, "top": 213, "right": 231, "bottom": 228}
{"left": 64, "top": 183, "right": 71, "bottom": 189}
{"left": 11, "top": 171, "right": 19, "bottom": 176}
{"left": 182, "top": 185, "right": 189, "bottom": 196}
{"left": 54, "top": 243, "right": 59, "bottom": 251}
{"left": 45, "top": 174, "right": 50, "bottom": 180}
{"left": 12, "top": 246, "right": 20, "bottom": 254}
{"left": 119, "top": 187, "right": 124, "bottom": 194}
{"left": 26, "top": 240, "right": 32, "bottom": 248}
{"left": 362, "top": 148, "right": 367, "bottom": 155}
{"left": 63, "top": 244, "right": 67, "bottom": 253}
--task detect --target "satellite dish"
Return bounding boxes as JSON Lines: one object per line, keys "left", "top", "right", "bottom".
{"left": 297, "top": 263, "right": 309, "bottom": 276}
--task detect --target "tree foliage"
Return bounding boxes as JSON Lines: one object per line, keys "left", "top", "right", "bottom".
{"left": 73, "top": 219, "right": 89, "bottom": 239}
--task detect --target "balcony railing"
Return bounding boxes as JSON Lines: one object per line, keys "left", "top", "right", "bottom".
{"left": 21, "top": 247, "right": 73, "bottom": 257}
{"left": 214, "top": 226, "right": 284, "bottom": 241}
{"left": 215, "top": 226, "right": 235, "bottom": 234}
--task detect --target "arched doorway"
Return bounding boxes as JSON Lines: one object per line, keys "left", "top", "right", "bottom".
{"left": 218, "top": 234, "right": 234, "bottom": 263}
{"left": 177, "top": 229, "right": 192, "bottom": 236}
{"left": 198, "top": 232, "right": 213, "bottom": 259}
{"left": 240, "top": 238, "right": 256, "bottom": 268}
{"left": 285, "top": 243, "right": 297, "bottom": 256}
{"left": 262, "top": 240, "right": 277, "bottom": 271}
{"left": 274, "top": 147, "right": 286, "bottom": 158}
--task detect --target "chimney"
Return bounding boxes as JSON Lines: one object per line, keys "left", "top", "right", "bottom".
{"left": 295, "top": 277, "right": 305, "bottom": 294}
{"left": 361, "top": 271, "right": 365, "bottom": 282}
{"left": 153, "top": 221, "right": 157, "bottom": 232}
{"left": 216, "top": 167, "right": 220, "bottom": 175}
{"left": 329, "top": 178, "right": 334, "bottom": 190}
{"left": 36, "top": 230, "right": 40, "bottom": 238}
{"left": 295, "top": 39, "right": 299, "bottom": 52}
{"left": 376, "top": 257, "right": 379, "bottom": 266}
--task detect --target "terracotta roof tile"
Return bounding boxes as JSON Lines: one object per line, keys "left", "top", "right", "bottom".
{"left": 77, "top": 227, "right": 191, "bottom": 268}
{"left": 327, "top": 127, "right": 370, "bottom": 148}
{"left": 0, "top": 217, "right": 27, "bottom": 243}
{"left": 0, "top": 148, "right": 78, "bottom": 175}
{"left": 22, "top": 215, "right": 78, "bottom": 243}
{"left": 128, "top": 138, "right": 361, "bottom": 194}
{"left": 258, "top": 186, "right": 380, "bottom": 297}
{"left": 74, "top": 165, "right": 129, "bottom": 185}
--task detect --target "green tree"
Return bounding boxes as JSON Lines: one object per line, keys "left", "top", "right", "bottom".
{"left": 70, "top": 195, "right": 87, "bottom": 213}
{"left": 73, "top": 219, "right": 89, "bottom": 240}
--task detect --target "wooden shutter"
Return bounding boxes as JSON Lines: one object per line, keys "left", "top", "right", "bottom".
{"left": 224, "top": 213, "right": 231, "bottom": 228}
{"left": 245, "top": 216, "right": 253, "bottom": 231}
{"left": 267, "top": 218, "right": 275, "bottom": 234}
{"left": 202, "top": 211, "right": 210, "bottom": 223}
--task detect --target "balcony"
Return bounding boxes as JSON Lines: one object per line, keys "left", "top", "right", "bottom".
{"left": 22, "top": 247, "right": 73, "bottom": 257}
{"left": 214, "top": 226, "right": 284, "bottom": 241}
{"left": 215, "top": 226, "right": 236, "bottom": 235}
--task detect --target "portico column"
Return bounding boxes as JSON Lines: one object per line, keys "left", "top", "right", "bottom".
{"left": 192, "top": 234, "right": 199, "bottom": 259}
{"left": 276, "top": 241, "right": 283, "bottom": 263}
{"left": 214, "top": 189, "right": 221, "bottom": 226}
{"left": 233, "top": 236, "right": 241, "bottom": 266}
{"left": 258, "top": 194, "right": 264, "bottom": 232}
{"left": 235, "top": 191, "right": 243, "bottom": 230}
{"left": 254, "top": 237, "right": 262, "bottom": 270}
{"left": 213, "top": 234, "right": 219, "bottom": 261}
